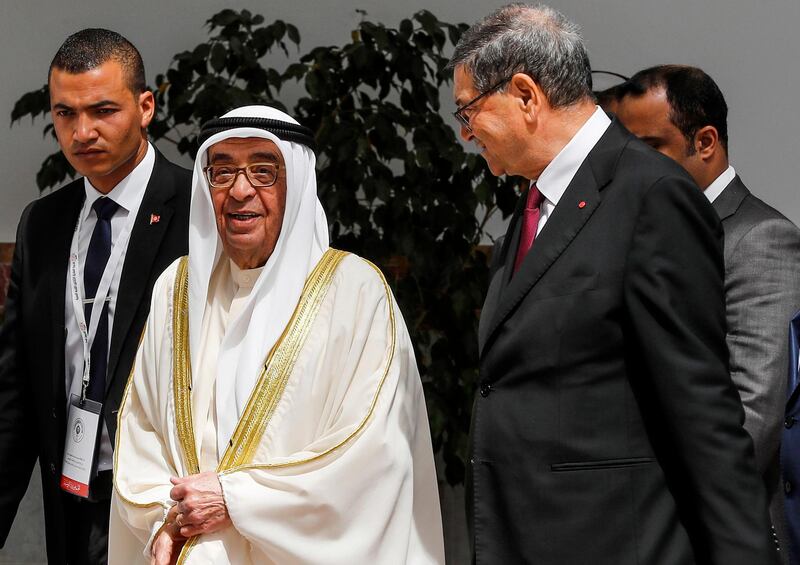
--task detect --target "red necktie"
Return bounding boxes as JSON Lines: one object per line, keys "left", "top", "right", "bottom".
{"left": 513, "top": 184, "right": 543, "bottom": 273}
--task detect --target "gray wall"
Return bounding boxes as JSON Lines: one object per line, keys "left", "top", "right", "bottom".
{"left": 1, "top": 0, "right": 799, "bottom": 243}
{"left": 1, "top": 0, "right": 798, "bottom": 563}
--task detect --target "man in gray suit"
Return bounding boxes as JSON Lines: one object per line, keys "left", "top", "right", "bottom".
{"left": 617, "top": 64, "right": 800, "bottom": 561}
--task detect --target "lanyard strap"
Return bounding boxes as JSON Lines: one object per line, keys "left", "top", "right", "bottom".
{"left": 68, "top": 198, "right": 137, "bottom": 403}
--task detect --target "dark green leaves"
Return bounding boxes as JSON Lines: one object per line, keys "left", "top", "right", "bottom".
{"left": 36, "top": 151, "right": 74, "bottom": 191}
{"left": 287, "top": 24, "right": 300, "bottom": 45}
{"left": 10, "top": 85, "right": 49, "bottom": 125}
{"left": 209, "top": 43, "right": 227, "bottom": 73}
{"left": 208, "top": 9, "right": 240, "bottom": 29}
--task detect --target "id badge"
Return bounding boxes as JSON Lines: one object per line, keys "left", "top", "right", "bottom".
{"left": 60, "top": 394, "right": 102, "bottom": 498}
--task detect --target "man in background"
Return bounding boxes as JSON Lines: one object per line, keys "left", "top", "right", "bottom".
{"left": 617, "top": 65, "right": 800, "bottom": 562}
{"left": 786, "top": 310, "right": 800, "bottom": 564}
{"left": 0, "top": 29, "right": 190, "bottom": 564}
{"left": 450, "top": 4, "right": 776, "bottom": 563}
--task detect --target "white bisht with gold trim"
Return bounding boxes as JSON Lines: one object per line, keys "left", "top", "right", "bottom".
{"left": 110, "top": 249, "right": 445, "bottom": 564}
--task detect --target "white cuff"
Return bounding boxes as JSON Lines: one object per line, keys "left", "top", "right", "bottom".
{"left": 142, "top": 504, "right": 171, "bottom": 558}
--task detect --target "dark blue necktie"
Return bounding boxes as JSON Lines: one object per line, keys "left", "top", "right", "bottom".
{"left": 84, "top": 197, "right": 119, "bottom": 402}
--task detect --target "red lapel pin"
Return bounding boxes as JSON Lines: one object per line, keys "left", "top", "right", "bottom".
{"left": 150, "top": 214, "right": 161, "bottom": 225}
{"left": 578, "top": 201, "right": 586, "bottom": 209}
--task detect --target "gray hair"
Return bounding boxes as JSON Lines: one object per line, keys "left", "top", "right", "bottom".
{"left": 448, "top": 3, "right": 593, "bottom": 108}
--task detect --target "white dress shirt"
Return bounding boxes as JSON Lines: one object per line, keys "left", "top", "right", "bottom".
{"left": 703, "top": 165, "right": 736, "bottom": 203}
{"left": 533, "top": 107, "right": 612, "bottom": 235}
{"left": 63, "top": 142, "right": 155, "bottom": 472}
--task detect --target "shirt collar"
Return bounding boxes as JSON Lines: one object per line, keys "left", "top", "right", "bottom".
{"left": 703, "top": 165, "right": 736, "bottom": 203}
{"left": 229, "top": 258, "right": 265, "bottom": 290}
{"left": 535, "top": 107, "right": 611, "bottom": 206}
{"left": 82, "top": 142, "right": 156, "bottom": 216}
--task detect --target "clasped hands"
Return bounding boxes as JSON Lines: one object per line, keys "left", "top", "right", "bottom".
{"left": 150, "top": 471, "right": 233, "bottom": 565}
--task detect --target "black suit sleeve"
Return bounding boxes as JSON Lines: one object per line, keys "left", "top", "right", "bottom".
{"left": 0, "top": 204, "right": 40, "bottom": 546}
{"left": 623, "top": 175, "right": 776, "bottom": 564}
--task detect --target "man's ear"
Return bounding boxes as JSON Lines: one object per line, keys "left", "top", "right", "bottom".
{"left": 693, "top": 125, "right": 719, "bottom": 161}
{"left": 138, "top": 90, "right": 155, "bottom": 129}
{"left": 509, "top": 72, "right": 544, "bottom": 123}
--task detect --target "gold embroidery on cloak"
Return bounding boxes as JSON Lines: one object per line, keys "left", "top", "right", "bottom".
{"left": 173, "top": 255, "right": 200, "bottom": 475}
{"left": 217, "top": 248, "right": 348, "bottom": 470}
{"left": 175, "top": 248, "right": 347, "bottom": 564}
{"left": 113, "top": 321, "right": 170, "bottom": 510}
{"left": 218, "top": 257, "right": 397, "bottom": 475}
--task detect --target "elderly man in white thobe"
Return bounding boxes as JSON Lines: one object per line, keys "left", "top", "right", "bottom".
{"left": 108, "top": 105, "right": 445, "bottom": 564}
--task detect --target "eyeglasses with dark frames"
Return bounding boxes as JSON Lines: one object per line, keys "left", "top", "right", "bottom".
{"left": 453, "top": 77, "right": 512, "bottom": 132}
{"left": 203, "top": 162, "right": 280, "bottom": 189}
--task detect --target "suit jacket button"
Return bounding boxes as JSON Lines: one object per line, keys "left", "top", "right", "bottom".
{"left": 786, "top": 481, "right": 793, "bottom": 495}
{"left": 786, "top": 417, "right": 795, "bottom": 429}
{"left": 479, "top": 382, "right": 492, "bottom": 397}
{"left": 51, "top": 409, "right": 57, "bottom": 420}
{"left": 49, "top": 463, "right": 56, "bottom": 475}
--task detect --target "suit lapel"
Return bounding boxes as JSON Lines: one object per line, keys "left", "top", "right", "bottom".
{"left": 106, "top": 151, "right": 176, "bottom": 393}
{"left": 481, "top": 120, "right": 628, "bottom": 356}
{"left": 478, "top": 195, "right": 525, "bottom": 352}
{"left": 712, "top": 176, "right": 749, "bottom": 221}
{"left": 49, "top": 184, "right": 85, "bottom": 403}
{"left": 787, "top": 311, "right": 800, "bottom": 410}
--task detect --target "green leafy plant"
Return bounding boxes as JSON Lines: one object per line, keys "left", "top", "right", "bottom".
{"left": 11, "top": 9, "right": 519, "bottom": 485}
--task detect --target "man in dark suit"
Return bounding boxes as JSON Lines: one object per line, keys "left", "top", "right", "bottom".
{"left": 616, "top": 65, "right": 800, "bottom": 562}
{"left": 0, "top": 29, "right": 190, "bottom": 564}
{"left": 786, "top": 311, "right": 800, "bottom": 564}
{"left": 785, "top": 311, "right": 800, "bottom": 563}
{"left": 449, "top": 5, "right": 777, "bottom": 564}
